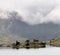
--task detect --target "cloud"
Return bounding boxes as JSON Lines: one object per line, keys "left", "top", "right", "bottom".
{"left": 43, "top": 6, "right": 60, "bottom": 24}
{"left": 0, "top": 0, "right": 60, "bottom": 25}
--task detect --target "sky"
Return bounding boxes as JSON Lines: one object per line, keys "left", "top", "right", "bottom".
{"left": 0, "top": 0, "right": 60, "bottom": 25}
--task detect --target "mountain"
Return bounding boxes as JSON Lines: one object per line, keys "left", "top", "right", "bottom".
{"left": 46, "top": 36, "right": 60, "bottom": 47}
{"left": 9, "top": 19, "right": 60, "bottom": 41}
{"left": 0, "top": 10, "right": 60, "bottom": 42}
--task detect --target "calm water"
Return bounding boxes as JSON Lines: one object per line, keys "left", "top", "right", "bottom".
{"left": 46, "top": 45, "right": 53, "bottom": 48}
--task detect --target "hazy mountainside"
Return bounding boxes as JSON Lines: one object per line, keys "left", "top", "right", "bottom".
{"left": 9, "top": 19, "right": 60, "bottom": 41}
{"left": 0, "top": 10, "right": 60, "bottom": 42}
{"left": 0, "top": 11, "right": 28, "bottom": 42}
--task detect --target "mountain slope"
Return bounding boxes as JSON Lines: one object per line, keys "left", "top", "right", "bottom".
{"left": 0, "top": 10, "right": 60, "bottom": 41}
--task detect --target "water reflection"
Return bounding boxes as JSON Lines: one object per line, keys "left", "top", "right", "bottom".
{"left": 46, "top": 45, "right": 53, "bottom": 48}
{"left": 0, "top": 45, "right": 54, "bottom": 49}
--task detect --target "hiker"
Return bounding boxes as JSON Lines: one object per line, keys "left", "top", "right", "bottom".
{"left": 15, "top": 41, "right": 20, "bottom": 49}
{"left": 25, "top": 40, "right": 30, "bottom": 49}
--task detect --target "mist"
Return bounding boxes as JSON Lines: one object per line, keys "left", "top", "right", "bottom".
{"left": 0, "top": 0, "right": 60, "bottom": 25}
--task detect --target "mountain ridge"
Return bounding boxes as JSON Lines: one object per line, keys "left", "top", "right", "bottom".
{"left": 0, "top": 10, "right": 60, "bottom": 41}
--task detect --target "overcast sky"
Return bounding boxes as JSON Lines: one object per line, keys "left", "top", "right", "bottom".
{"left": 0, "top": 0, "right": 60, "bottom": 25}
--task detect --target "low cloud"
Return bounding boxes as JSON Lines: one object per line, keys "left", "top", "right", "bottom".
{"left": 0, "top": 0, "right": 60, "bottom": 25}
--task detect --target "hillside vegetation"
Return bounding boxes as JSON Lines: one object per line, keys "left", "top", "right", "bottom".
{"left": 46, "top": 36, "right": 60, "bottom": 47}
